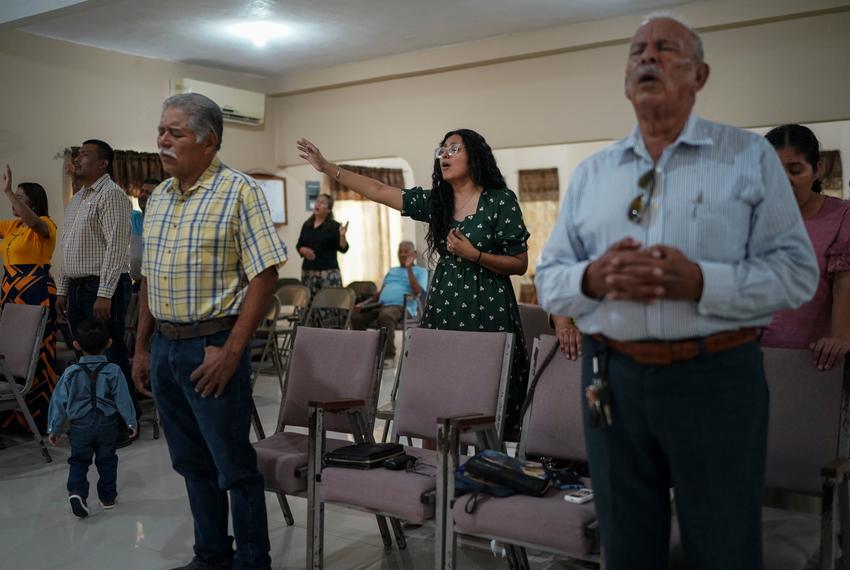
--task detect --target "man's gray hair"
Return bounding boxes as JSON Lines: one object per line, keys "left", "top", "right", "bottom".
{"left": 399, "top": 240, "right": 416, "bottom": 250}
{"left": 640, "top": 11, "right": 704, "bottom": 63}
{"left": 162, "top": 93, "right": 224, "bottom": 150}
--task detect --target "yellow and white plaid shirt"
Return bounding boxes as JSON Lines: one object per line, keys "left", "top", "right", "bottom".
{"left": 142, "top": 157, "right": 288, "bottom": 323}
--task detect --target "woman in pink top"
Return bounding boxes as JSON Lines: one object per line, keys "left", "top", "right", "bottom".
{"left": 762, "top": 124, "right": 850, "bottom": 370}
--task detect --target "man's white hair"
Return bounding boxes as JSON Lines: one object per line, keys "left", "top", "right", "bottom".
{"left": 639, "top": 11, "right": 704, "bottom": 63}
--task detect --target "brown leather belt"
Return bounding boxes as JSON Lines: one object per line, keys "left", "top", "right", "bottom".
{"left": 592, "top": 328, "right": 760, "bottom": 366}
{"left": 155, "top": 316, "right": 238, "bottom": 341}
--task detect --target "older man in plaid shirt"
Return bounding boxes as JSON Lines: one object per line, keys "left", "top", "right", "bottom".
{"left": 133, "top": 93, "right": 287, "bottom": 570}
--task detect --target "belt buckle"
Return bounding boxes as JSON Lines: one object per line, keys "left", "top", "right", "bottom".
{"left": 159, "top": 322, "right": 180, "bottom": 340}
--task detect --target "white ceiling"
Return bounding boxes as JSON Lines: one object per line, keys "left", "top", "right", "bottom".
{"left": 9, "top": 0, "right": 698, "bottom": 78}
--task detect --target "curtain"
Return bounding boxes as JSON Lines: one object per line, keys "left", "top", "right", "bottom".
{"left": 329, "top": 165, "right": 405, "bottom": 201}
{"left": 63, "top": 147, "right": 165, "bottom": 198}
{"left": 517, "top": 168, "right": 560, "bottom": 302}
{"left": 329, "top": 165, "right": 405, "bottom": 285}
{"left": 111, "top": 150, "right": 166, "bottom": 196}
{"left": 821, "top": 150, "right": 843, "bottom": 192}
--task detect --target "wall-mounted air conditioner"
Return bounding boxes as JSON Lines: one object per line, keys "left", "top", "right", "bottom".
{"left": 170, "top": 78, "right": 265, "bottom": 126}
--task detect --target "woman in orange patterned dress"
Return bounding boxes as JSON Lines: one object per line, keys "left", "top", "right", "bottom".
{"left": 0, "top": 165, "right": 58, "bottom": 433}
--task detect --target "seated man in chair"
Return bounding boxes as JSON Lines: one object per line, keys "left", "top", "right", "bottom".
{"left": 351, "top": 241, "right": 428, "bottom": 366}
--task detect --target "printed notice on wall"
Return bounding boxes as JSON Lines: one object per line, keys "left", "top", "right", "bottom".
{"left": 256, "top": 178, "right": 287, "bottom": 224}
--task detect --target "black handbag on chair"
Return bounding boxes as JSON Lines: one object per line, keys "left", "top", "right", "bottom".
{"left": 324, "top": 442, "right": 405, "bottom": 469}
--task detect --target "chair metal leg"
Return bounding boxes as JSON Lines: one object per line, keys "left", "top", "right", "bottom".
{"left": 251, "top": 401, "right": 266, "bottom": 440}
{"left": 375, "top": 515, "right": 393, "bottom": 551}
{"left": 6, "top": 382, "right": 52, "bottom": 463}
{"left": 276, "top": 491, "right": 294, "bottom": 526}
{"left": 389, "top": 517, "right": 407, "bottom": 549}
{"left": 307, "top": 406, "right": 326, "bottom": 570}
{"left": 380, "top": 417, "right": 392, "bottom": 443}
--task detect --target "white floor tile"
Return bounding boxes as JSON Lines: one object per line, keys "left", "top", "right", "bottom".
{"left": 0, "top": 367, "right": 584, "bottom": 569}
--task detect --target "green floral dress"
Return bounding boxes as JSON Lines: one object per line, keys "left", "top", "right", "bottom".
{"left": 402, "top": 186, "right": 531, "bottom": 437}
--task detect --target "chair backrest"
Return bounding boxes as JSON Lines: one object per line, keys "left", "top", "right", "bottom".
{"left": 519, "top": 335, "right": 586, "bottom": 461}
{"left": 0, "top": 304, "right": 48, "bottom": 386}
{"left": 762, "top": 347, "right": 850, "bottom": 495}
{"left": 276, "top": 277, "right": 302, "bottom": 289}
{"left": 394, "top": 327, "right": 513, "bottom": 440}
{"left": 517, "top": 303, "right": 553, "bottom": 357}
{"left": 346, "top": 280, "right": 378, "bottom": 303}
{"left": 276, "top": 284, "right": 310, "bottom": 309}
{"left": 279, "top": 326, "right": 385, "bottom": 433}
{"left": 304, "top": 287, "right": 356, "bottom": 329}
{"left": 251, "top": 297, "right": 280, "bottom": 358}
{"left": 308, "top": 287, "right": 355, "bottom": 311}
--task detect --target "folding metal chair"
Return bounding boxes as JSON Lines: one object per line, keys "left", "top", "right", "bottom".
{"left": 249, "top": 296, "right": 285, "bottom": 439}
{"left": 253, "top": 326, "right": 387, "bottom": 526}
{"left": 303, "top": 287, "right": 355, "bottom": 330}
{"left": 669, "top": 348, "right": 850, "bottom": 570}
{"left": 0, "top": 304, "right": 51, "bottom": 462}
{"left": 377, "top": 292, "right": 426, "bottom": 442}
{"left": 439, "top": 334, "right": 600, "bottom": 569}
{"left": 306, "top": 327, "right": 514, "bottom": 569}
{"left": 516, "top": 303, "right": 554, "bottom": 361}
{"left": 346, "top": 280, "right": 378, "bottom": 303}
{"left": 275, "top": 284, "right": 310, "bottom": 370}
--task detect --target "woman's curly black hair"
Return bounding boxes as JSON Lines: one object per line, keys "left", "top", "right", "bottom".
{"left": 425, "top": 129, "right": 506, "bottom": 260}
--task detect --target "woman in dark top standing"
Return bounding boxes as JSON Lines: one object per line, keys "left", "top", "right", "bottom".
{"left": 297, "top": 130, "right": 531, "bottom": 438}
{"left": 296, "top": 193, "right": 349, "bottom": 300}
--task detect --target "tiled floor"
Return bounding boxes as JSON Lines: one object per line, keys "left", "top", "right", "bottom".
{"left": 0, "top": 359, "right": 580, "bottom": 570}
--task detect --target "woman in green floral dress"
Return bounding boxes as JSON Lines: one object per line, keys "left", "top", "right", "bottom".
{"left": 297, "top": 129, "right": 531, "bottom": 437}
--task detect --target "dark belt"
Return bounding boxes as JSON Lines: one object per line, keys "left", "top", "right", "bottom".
{"left": 592, "top": 328, "right": 760, "bottom": 366}
{"left": 67, "top": 275, "right": 100, "bottom": 286}
{"left": 67, "top": 273, "right": 130, "bottom": 287}
{"left": 155, "top": 316, "right": 238, "bottom": 341}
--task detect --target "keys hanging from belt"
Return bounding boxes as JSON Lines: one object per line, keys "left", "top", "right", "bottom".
{"left": 586, "top": 349, "right": 613, "bottom": 429}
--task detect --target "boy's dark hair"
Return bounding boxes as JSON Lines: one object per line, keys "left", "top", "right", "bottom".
{"left": 75, "top": 319, "right": 111, "bottom": 354}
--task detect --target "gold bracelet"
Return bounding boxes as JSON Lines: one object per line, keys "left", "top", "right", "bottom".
{"left": 475, "top": 250, "right": 483, "bottom": 263}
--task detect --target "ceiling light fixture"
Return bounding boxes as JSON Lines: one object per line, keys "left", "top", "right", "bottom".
{"left": 228, "top": 21, "right": 289, "bottom": 48}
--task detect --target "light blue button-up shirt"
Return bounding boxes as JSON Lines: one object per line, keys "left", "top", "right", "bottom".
{"left": 536, "top": 113, "right": 818, "bottom": 341}
{"left": 47, "top": 355, "right": 137, "bottom": 434}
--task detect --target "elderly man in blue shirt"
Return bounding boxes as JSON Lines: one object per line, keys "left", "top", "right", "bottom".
{"left": 351, "top": 240, "right": 428, "bottom": 366}
{"left": 536, "top": 14, "right": 817, "bottom": 570}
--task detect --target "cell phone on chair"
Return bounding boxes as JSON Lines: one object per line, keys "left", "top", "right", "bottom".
{"left": 563, "top": 488, "right": 594, "bottom": 504}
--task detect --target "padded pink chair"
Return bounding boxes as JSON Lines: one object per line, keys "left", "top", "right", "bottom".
{"left": 306, "top": 327, "right": 514, "bottom": 569}
{"left": 253, "top": 325, "right": 386, "bottom": 526}
{"left": 516, "top": 303, "right": 554, "bottom": 360}
{"left": 439, "top": 334, "right": 600, "bottom": 569}
{"left": 670, "top": 348, "right": 850, "bottom": 570}
{"left": 0, "top": 304, "right": 51, "bottom": 462}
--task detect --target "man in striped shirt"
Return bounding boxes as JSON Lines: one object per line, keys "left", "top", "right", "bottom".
{"left": 133, "top": 93, "right": 287, "bottom": 570}
{"left": 57, "top": 139, "right": 136, "bottom": 441}
{"left": 537, "top": 15, "right": 818, "bottom": 570}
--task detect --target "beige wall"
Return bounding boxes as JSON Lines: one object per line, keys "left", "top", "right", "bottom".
{"left": 3, "top": 4, "right": 850, "bottom": 275}
{"left": 271, "top": 9, "right": 850, "bottom": 191}
{"left": 0, "top": 29, "right": 277, "bottom": 269}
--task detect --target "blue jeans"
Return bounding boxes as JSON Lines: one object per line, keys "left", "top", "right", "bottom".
{"left": 151, "top": 329, "right": 271, "bottom": 570}
{"left": 67, "top": 410, "right": 119, "bottom": 501}
{"left": 582, "top": 337, "right": 768, "bottom": 570}
{"left": 67, "top": 274, "right": 136, "bottom": 414}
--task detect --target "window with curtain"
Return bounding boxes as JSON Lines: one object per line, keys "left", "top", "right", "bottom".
{"left": 64, "top": 147, "right": 166, "bottom": 203}
{"left": 518, "top": 168, "right": 560, "bottom": 300}
{"left": 329, "top": 165, "right": 405, "bottom": 285}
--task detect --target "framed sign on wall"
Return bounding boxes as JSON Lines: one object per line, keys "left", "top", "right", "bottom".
{"left": 250, "top": 173, "right": 287, "bottom": 225}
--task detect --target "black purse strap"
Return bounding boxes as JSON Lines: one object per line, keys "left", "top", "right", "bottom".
{"left": 517, "top": 341, "right": 561, "bottom": 432}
